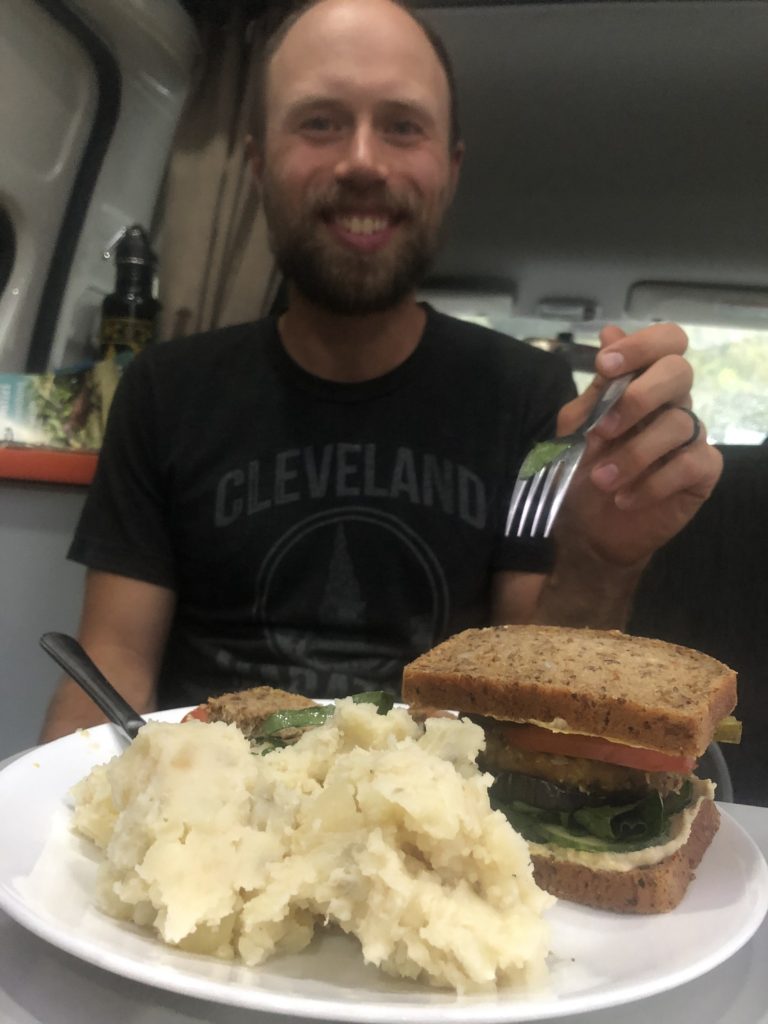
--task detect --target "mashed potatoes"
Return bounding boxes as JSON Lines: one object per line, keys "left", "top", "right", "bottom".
{"left": 71, "top": 701, "right": 552, "bottom": 992}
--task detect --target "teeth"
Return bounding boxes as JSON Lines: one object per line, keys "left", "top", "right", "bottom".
{"left": 337, "top": 215, "right": 389, "bottom": 235}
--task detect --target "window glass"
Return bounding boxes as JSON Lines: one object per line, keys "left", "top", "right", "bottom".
{"left": 566, "top": 324, "right": 768, "bottom": 445}
{"left": 425, "top": 298, "right": 768, "bottom": 445}
{"left": 680, "top": 326, "right": 768, "bottom": 445}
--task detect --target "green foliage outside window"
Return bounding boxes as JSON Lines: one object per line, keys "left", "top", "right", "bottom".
{"left": 683, "top": 328, "right": 768, "bottom": 445}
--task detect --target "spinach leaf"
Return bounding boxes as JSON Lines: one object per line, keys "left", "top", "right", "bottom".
{"left": 259, "top": 691, "right": 395, "bottom": 738}
{"left": 573, "top": 791, "right": 665, "bottom": 841}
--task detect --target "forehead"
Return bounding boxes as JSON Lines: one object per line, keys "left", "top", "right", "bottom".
{"left": 266, "top": 0, "right": 450, "bottom": 124}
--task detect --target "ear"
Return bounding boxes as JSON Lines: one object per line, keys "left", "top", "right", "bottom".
{"left": 245, "top": 134, "right": 263, "bottom": 183}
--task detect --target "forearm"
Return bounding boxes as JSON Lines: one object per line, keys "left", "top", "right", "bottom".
{"left": 39, "top": 644, "right": 157, "bottom": 743}
{"left": 530, "top": 540, "right": 649, "bottom": 630}
{"left": 38, "top": 570, "right": 175, "bottom": 744}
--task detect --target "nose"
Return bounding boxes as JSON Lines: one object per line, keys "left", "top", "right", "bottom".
{"left": 335, "top": 123, "right": 388, "bottom": 189}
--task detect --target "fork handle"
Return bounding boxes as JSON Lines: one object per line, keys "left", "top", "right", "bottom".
{"left": 39, "top": 632, "right": 145, "bottom": 741}
{"left": 583, "top": 371, "right": 636, "bottom": 433}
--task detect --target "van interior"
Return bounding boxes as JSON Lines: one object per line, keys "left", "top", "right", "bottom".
{"left": 1, "top": 0, "right": 766, "bottom": 804}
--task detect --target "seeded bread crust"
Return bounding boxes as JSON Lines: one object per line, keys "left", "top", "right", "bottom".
{"left": 401, "top": 626, "right": 737, "bottom": 758}
{"left": 530, "top": 798, "right": 720, "bottom": 913}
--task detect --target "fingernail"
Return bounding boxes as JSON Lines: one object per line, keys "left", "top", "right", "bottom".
{"left": 592, "top": 463, "right": 619, "bottom": 489}
{"left": 598, "top": 351, "right": 624, "bottom": 374}
{"left": 614, "top": 490, "right": 635, "bottom": 510}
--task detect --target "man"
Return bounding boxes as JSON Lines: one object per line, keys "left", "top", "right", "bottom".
{"left": 40, "top": 0, "right": 721, "bottom": 741}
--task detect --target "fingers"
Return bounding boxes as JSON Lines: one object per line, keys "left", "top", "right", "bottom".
{"left": 595, "top": 322, "right": 689, "bottom": 379}
{"left": 598, "top": 324, "right": 627, "bottom": 349}
{"left": 614, "top": 442, "right": 723, "bottom": 513}
{"left": 558, "top": 322, "right": 691, "bottom": 440}
{"left": 591, "top": 353, "right": 694, "bottom": 441}
{"left": 589, "top": 406, "right": 722, "bottom": 509}
{"left": 558, "top": 322, "right": 718, "bottom": 560}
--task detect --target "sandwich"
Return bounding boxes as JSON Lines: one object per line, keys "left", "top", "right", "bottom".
{"left": 401, "top": 625, "right": 739, "bottom": 913}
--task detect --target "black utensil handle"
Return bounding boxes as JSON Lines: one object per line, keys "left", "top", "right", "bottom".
{"left": 39, "top": 632, "right": 146, "bottom": 741}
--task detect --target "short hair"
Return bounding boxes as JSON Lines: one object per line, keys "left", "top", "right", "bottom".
{"left": 251, "top": 0, "right": 462, "bottom": 151}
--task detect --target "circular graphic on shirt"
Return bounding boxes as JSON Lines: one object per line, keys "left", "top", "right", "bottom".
{"left": 253, "top": 506, "right": 449, "bottom": 681}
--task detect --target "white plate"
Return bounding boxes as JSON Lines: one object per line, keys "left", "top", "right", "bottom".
{"left": 0, "top": 711, "right": 766, "bottom": 1023}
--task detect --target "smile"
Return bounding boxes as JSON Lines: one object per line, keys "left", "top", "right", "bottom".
{"left": 324, "top": 211, "right": 402, "bottom": 254}
{"left": 334, "top": 214, "right": 392, "bottom": 236}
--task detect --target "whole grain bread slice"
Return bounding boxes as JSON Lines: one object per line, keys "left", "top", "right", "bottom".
{"left": 401, "top": 625, "right": 737, "bottom": 758}
{"left": 530, "top": 798, "right": 720, "bottom": 913}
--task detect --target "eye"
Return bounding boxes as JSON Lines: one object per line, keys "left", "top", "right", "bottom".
{"left": 383, "top": 119, "right": 425, "bottom": 146}
{"left": 298, "top": 115, "right": 343, "bottom": 140}
{"left": 387, "top": 120, "right": 422, "bottom": 137}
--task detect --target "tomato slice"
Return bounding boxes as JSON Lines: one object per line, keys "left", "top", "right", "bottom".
{"left": 497, "top": 722, "right": 695, "bottom": 774}
{"left": 181, "top": 705, "right": 210, "bottom": 723}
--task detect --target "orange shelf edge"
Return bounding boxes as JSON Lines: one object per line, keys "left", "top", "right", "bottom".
{"left": 0, "top": 447, "right": 98, "bottom": 485}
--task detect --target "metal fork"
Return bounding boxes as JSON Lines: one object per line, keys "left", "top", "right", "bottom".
{"left": 504, "top": 371, "right": 635, "bottom": 539}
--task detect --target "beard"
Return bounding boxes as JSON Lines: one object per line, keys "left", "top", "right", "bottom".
{"left": 261, "top": 178, "right": 445, "bottom": 315}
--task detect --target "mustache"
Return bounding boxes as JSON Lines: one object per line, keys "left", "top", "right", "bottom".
{"left": 308, "top": 183, "right": 417, "bottom": 220}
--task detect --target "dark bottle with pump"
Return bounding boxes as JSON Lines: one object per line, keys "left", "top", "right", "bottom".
{"left": 99, "top": 225, "right": 160, "bottom": 359}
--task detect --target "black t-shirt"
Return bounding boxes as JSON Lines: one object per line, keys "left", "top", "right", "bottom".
{"left": 70, "top": 307, "right": 575, "bottom": 706}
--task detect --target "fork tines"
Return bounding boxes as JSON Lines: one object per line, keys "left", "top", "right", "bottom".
{"left": 504, "top": 453, "right": 581, "bottom": 539}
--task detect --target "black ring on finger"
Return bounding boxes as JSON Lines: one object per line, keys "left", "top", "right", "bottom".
{"left": 674, "top": 406, "right": 701, "bottom": 449}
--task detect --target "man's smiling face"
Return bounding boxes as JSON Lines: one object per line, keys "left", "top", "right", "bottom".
{"left": 257, "top": 0, "right": 463, "bottom": 315}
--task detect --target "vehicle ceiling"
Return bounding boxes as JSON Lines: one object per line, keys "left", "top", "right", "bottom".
{"left": 413, "top": 1, "right": 768, "bottom": 329}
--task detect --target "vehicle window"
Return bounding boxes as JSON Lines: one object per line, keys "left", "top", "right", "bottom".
{"left": 571, "top": 324, "right": 768, "bottom": 445}
{"left": 0, "top": 209, "right": 14, "bottom": 299}
{"left": 422, "top": 296, "right": 768, "bottom": 445}
{"left": 680, "top": 326, "right": 768, "bottom": 445}
{"left": 0, "top": 0, "right": 100, "bottom": 372}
